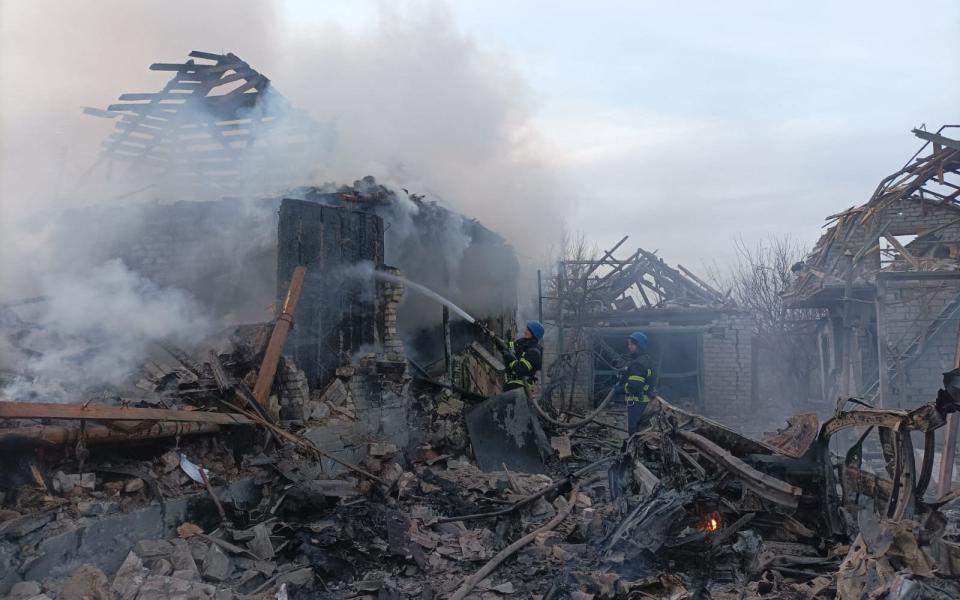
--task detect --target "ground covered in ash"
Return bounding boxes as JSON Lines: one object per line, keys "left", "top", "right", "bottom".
{"left": 3, "top": 327, "right": 960, "bottom": 599}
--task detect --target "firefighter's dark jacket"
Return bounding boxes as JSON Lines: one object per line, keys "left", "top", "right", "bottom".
{"left": 503, "top": 337, "right": 542, "bottom": 386}
{"left": 623, "top": 352, "right": 655, "bottom": 402}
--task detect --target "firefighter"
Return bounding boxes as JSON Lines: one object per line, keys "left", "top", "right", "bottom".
{"left": 502, "top": 320, "right": 544, "bottom": 394}
{"left": 617, "top": 331, "right": 656, "bottom": 434}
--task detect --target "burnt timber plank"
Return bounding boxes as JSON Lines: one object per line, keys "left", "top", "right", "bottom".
{"left": 0, "top": 401, "right": 252, "bottom": 425}
{"left": 117, "top": 92, "right": 195, "bottom": 101}
{"left": 215, "top": 79, "right": 265, "bottom": 99}
{"left": 189, "top": 50, "right": 229, "bottom": 61}
{"left": 149, "top": 62, "right": 239, "bottom": 74}
{"left": 119, "top": 74, "right": 255, "bottom": 102}
{"left": 208, "top": 70, "right": 255, "bottom": 88}
{"left": 675, "top": 430, "right": 802, "bottom": 508}
{"left": 913, "top": 128, "right": 960, "bottom": 152}
{"left": 106, "top": 103, "right": 179, "bottom": 115}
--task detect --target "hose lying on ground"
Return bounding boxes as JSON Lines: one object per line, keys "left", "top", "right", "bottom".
{"left": 528, "top": 387, "right": 617, "bottom": 429}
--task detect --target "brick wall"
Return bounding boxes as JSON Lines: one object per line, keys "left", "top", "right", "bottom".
{"left": 277, "top": 199, "right": 384, "bottom": 389}
{"left": 883, "top": 199, "right": 960, "bottom": 238}
{"left": 820, "top": 199, "right": 960, "bottom": 279}
{"left": 701, "top": 313, "right": 754, "bottom": 418}
{"left": 544, "top": 312, "right": 754, "bottom": 417}
{"left": 378, "top": 267, "right": 406, "bottom": 364}
{"left": 878, "top": 279, "right": 960, "bottom": 407}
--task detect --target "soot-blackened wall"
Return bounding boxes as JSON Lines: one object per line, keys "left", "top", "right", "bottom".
{"left": 277, "top": 199, "right": 384, "bottom": 388}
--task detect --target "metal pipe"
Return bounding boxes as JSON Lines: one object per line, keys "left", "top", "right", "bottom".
{"left": 557, "top": 261, "right": 565, "bottom": 355}
{"left": 443, "top": 305, "right": 453, "bottom": 385}
{"left": 253, "top": 265, "right": 306, "bottom": 407}
{"left": 537, "top": 269, "right": 543, "bottom": 324}
{"left": 937, "top": 329, "right": 960, "bottom": 497}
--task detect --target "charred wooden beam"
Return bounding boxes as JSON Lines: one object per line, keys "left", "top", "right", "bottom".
{"left": 674, "top": 430, "right": 802, "bottom": 508}
{"left": 0, "top": 421, "right": 221, "bottom": 445}
{"left": 207, "top": 351, "right": 233, "bottom": 395}
{"left": 653, "top": 398, "right": 782, "bottom": 456}
{"left": 913, "top": 128, "right": 960, "bottom": 152}
{"left": 0, "top": 401, "right": 252, "bottom": 425}
{"left": 253, "top": 265, "right": 306, "bottom": 407}
{"left": 149, "top": 62, "right": 239, "bottom": 75}
{"left": 844, "top": 466, "right": 893, "bottom": 503}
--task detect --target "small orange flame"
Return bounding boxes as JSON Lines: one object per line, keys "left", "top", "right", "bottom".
{"left": 699, "top": 511, "right": 722, "bottom": 533}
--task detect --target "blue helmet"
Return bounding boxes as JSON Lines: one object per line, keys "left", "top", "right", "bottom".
{"left": 526, "top": 320, "right": 545, "bottom": 340}
{"left": 628, "top": 331, "right": 648, "bottom": 352}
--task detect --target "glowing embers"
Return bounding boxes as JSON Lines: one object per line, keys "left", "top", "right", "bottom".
{"left": 698, "top": 511, "right": 722, "bottom": 534}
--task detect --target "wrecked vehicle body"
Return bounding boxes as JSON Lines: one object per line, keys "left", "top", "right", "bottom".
{"left": 601, "top": 370, "right": 960, "bottom": 598}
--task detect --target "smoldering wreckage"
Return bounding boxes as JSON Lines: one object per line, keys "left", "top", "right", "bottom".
{"left": 2, "top": 53, "right": 960, "bottom": 600}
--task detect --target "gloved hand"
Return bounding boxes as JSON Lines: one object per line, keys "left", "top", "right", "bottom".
{"left": 613, "top": 382, "right": 626, "bottom": 394}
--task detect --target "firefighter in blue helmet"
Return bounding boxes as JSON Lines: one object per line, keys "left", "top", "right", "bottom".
{"left": 502, "top": 320, "right": 544, "bottom": 394}
{"left": 616, "top": 331, "right": 656, "bottom": 434}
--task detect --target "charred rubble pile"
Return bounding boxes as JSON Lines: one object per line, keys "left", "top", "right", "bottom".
{"left": 600, "top": 383, "right": 960, "bottom": 599}
{"left": 4, "top": 197, "right": 960, "bottom": 599}
{"left": 4, "top": 312, "right": 960, "bottom": 600}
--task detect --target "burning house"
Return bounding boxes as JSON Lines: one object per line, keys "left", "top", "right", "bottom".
{"left": 1, "top": 52, "right": 527, "bottom": 592}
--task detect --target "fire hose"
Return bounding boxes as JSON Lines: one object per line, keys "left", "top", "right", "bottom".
{"left": 529, "top": 386, "right": 617, "bottom": 429}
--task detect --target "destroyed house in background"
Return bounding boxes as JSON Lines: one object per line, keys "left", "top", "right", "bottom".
{"left": 784, "top": 126, "right": 960, "bottom": 410}
{"left": 545, "top": 237, "right": 754, "bottom": 419}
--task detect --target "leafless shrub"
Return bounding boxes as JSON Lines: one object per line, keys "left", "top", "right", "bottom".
{"left": 722, "top": 236, "right": 825, "bottom": 408}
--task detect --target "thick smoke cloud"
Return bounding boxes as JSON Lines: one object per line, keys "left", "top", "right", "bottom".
{"left": 3, "top": 260, "right": 211, "bottom": 402}
{"left": 0, "top": 1, "right": 565, "bottom": 395}
{"left": 0, "top": 1, "right": 564, "bottom": 265}
{"left": 269, "top": 5, "right": 566, "bottom": 251}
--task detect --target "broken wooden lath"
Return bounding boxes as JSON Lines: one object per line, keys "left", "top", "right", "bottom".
{"left": 85, "top": 50, "right": 324, "bottom": 190}
{"left": 786, "top": 126, "right": 960, "bottom": 303}
{"left": 557, "top": 236, "right": 730, "bottom": 316}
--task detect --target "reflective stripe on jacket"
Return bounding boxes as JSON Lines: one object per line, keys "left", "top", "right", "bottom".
{"left": 624, "top": 352, "right": 655, "bottom": 404}
{"left": 505, "top": 337, "right": 542, "bottom": 388}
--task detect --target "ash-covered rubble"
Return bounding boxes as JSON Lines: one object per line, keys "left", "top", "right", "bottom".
{"left": 5, "top": 190, "right": 960, "bottom": 599}
{"left": 5, "top": 326, "right": 960, "bottom": 600}
{"left": 4, "top": 254, "right": 960, "bottom": 600}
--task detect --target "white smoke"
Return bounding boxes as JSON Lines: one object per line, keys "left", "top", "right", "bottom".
{"left": 0, "top": 1, "right": 566, "bottom": 396}
{"left": 2, "top": 260, "right": 212, "bottom": 402}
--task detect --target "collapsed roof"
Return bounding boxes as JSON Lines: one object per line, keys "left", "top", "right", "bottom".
{"left": 554, "top": 236, "right": 733, "bottom": 326}
{"left": 785, "top": 126, "right": 960, "bottom": 305}
{"left": 84, "top": 51, "right": 326, "bottom": 194}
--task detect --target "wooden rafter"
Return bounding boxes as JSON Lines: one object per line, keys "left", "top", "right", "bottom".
{"left": 86, "top": 51, "right": 322, "bottom": 189}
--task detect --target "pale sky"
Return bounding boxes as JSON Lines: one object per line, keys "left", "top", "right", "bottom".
{"left": 2, "top": 0, "right": 958, "bottom": 273}
{"left": 286, "top": 0, "right": 960, "bottom": 267}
